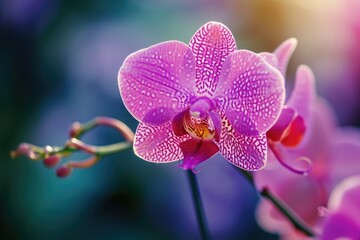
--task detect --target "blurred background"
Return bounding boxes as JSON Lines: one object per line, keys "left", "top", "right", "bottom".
{"left": 1, "top": 0, "right": 359, "bottom": 239}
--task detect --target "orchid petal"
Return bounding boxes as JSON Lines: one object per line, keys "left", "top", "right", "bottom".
{"left": 134, "top": 122, "right": 191, "bottom": 162}
{"left": 215, "top": 50, "right": 285, "bottom": 136}
{"left": 260, "top": 38, "right": 297, "bottom": 77}
{"left": 323, "top": 175, "right": 360, "bottom": 240}
{"left": 179, "top": 139, "right": 219, "bottom": 170}
{"left": 329, "top": 128, "right": 360, "bottom": 184}
{"left": 322, "top": 213, "right": 360, "bottom": 240}
{"left": 328, "top": 175, "right": 360, "bottom": 227}
{"left": 219, "top": 114, "right": 267, "bottom": 171}
{"left": 189, "top": 21, "right": 236, "bottom": 96}
{"left": 287, "top": 65, "right": 316, "bottom": 125}
{"left": 273, "top": 38, "right": 297, "bottom": 76}
{"left": 259, "top": 52, "right": 278, "bottom": 69}
{"left": 119, "top": 41, "right": 196, "bottom": 126}
{"left": 300, "top": 98, "right": 337, "bottom": 153}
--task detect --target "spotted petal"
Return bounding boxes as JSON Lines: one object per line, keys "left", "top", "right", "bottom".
{"left": 119, "top": 41, "right": 196, "bottom": 126}
{"left": 214, "top": 50, "right": 285, "bottom": 136}
{"left": 219, "top": 114, "right": 267, "bottom": 171}
{"left": 189, "top": 21, "right": 237, "bottom": 96}
{"left": 134, "top": 122, "right": 191, "bottom": 162}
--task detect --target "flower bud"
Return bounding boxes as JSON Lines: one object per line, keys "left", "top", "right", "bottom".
{"left": 56, "top": 165, "right": 72, "bottom": 178}
{"left": 10, "top": 143, "right": 32, "bottom": 158}
{"left": 69, "top": 121, "right": 82, "bottom": 138}
{"left": 43, "top": 155, "right": 61, "bottom": 168}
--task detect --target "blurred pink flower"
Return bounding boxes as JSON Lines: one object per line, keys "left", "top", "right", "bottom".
{"left": 266, "top": 64, "right": 316, "bottom": 174}
{"left": 254, "top": 66, "right": 360, "bottom": 239}
{"left": 118, "top": 22, "right": 285, "bottom": 171}
{"left": 321, "top": 175, "right": 360, "bottom": 240}
{"left": 262, "top": 39, "right": 316, "bottom": 174}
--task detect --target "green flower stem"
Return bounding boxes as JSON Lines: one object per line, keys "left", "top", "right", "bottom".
{"left": 95, "top": 142, "right": 132, "bottom": 156}
{"left": 187, "top": 170, "right": 211, "bottom": 240}
{"left": 13, "top": 141, "right": 132, "bottom": 160}
{"left": 236, "top": 168, "right": 315, "bottom": 237}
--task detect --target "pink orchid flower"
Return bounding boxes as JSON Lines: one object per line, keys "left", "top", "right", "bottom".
{"left": 266, "top": 64, "right": 316, "bottom": 174}
{"left": 321, "top": 175, "right": 360, "bottom": 240}
{"left": 254, "top": 66, "right": 360, "bottom": 239}
{"left": 118, "top": 22, "right": 285, "bottom": 171}
{"left": 261, "top": 39, "right": 317, "bottom": 175}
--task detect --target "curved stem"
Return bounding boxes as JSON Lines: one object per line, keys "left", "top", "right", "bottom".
{"left": 95, "top": 142, "right": 132, "bottom": 156}
{"left": 67, "top": 138, "right": 132, "bottom": 156}
{"left": 186, "top": 170, "right": 211, "bottom": 240}
{"left": 12, "top": 117, "right": 134, "bottom": 177}
{"left": 235, "top": 168, "right": 315, "bottom": 237}
{"left": 70, "top": 116, "right": 134, "bottom": 142}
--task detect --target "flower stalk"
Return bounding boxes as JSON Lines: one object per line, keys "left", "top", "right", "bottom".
{"left": 11, "top": 116, "right": 134, "bottom": 177}
{"left": 236, "top": 168, "right": 315, "bottom": 237}
{"left": 187, "top": 170, "right": 211, "bottom": 240}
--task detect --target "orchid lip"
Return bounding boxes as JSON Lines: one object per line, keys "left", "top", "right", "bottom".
{"left": 183, "top": 98, "right": 217, "bottom": 140}
{"left": 183, "top": 110, "right": 216, "bottom": 140}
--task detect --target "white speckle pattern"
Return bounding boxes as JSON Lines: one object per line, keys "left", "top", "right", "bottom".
{"left": 189, "top": 22, "right": 236, "bottom": 96}
{"left": 214, "top": 50, "right": 285, "bottom": 136}
{"left": 134, "top": 121, "right": 191, "bottom": 162}
{"left": 119, "top": 41, "right": 197, "bottom": 125}
{"left": 219, "top": 113, "right": 267, "bottom": 170}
